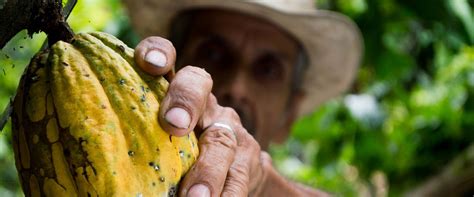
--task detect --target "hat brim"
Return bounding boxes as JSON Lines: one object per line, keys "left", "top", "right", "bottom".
{"left": 123, "top": 0, "right": 363, "bottom": 117}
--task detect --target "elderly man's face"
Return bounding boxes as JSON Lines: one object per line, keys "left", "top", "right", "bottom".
{"left": 177, "top": 10, "right": 302, "bottom": 150}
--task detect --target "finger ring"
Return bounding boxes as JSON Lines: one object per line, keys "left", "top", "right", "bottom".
{"left": 212, "top": 122, "right": 233, "bottom": 132}
{"left": 211, "top": 122, "right": 237, "bottom": 140}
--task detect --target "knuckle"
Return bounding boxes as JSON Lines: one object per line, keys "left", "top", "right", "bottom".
{"left": 249, "top": 133, "right": 260, "bottom": 148}
{"left": 223, "top": 107, "right": 239, "bottom": 119}
{"left": 200, "top": 127, "right": 237, "bottom": 150}
{"left": 146, "top": 36, "right": 173, "bottom": 46}
{"left": 159, "top": 37, "right": 174, "bottom": 47}
{"left": 170, "top": 84, "right": 202, "bottom": 103}
{"left": 260, "top": 151, "right": 273, "bottom": 166}
{"left": 206, "top": 93, "right": 220, "bottom": 113}
{"left": 218, "top": 107, "right": 241, "bottom": 124}
{"left": 230, "top": 162, "right": 250, "bottom": 178}
{"left": 226, "top": 176, "right": 247, "bottom": 191}
{"left": 181, "top": 66, "right": 212, "bottom": 81}
{"left": 207, "top": 94, "right": 218, "bottom": 106}
{"left": 238, "top": 128, "right": 260, "bottom": 151}
{"left": 225, "top": 166, "right": 249, "bottom": 195}
{"left": 167, "top": 90, "right": 201, "bottom": 116}
{"left": 175, "top": 66, "right": 213, "bottom": 93}
{"left": 168, "top": 83, "right": 207, "bottom": 111}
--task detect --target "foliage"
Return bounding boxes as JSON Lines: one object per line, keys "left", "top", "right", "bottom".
{"left": 1, "top": 0, "right": 473, "bottom": 196}
{"left": 271, "top": 0, "right": 474, "bottom": 196}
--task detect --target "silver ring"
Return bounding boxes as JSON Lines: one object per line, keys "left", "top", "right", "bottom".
{"left": 211, "top": 122, "right": 237, "bottom": 140}
{"left": 212, "top": 122, "right": 233, "bottom": 132}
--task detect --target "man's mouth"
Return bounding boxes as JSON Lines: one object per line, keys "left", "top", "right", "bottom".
{"left": 233, "top": 107, "right": 256, "bottom": 136}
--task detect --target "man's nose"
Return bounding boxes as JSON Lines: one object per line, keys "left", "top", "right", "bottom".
{"left": 216, "top": 71, "right": 248, "bottom": 105}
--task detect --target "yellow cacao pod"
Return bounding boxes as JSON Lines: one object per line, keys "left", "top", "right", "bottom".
{"left": 11, "top": 32, "right": 199, "bottom": 196}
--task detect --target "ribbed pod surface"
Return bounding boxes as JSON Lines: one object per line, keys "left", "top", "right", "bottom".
{"left": 12, "top": 32, "right": 199, "bottom": 196}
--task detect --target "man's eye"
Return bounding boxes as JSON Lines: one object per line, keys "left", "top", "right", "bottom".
{"left": 203, "top": 46, "right": 224, "bottom": 63}
{"left": 253, "top": 55, "right": 284, "bottom": 82}
{"left": 195, "top": 39, "right": 228, "bottom": 66}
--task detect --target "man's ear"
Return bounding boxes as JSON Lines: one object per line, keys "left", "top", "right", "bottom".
{"left": 273, "top": 90, "right": 306, "bottom": 144}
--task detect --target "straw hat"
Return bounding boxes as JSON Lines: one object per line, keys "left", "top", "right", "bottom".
{"left": 122, "top": 0, "right": 363, "bottom": 116}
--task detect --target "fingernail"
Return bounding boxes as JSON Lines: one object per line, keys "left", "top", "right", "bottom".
{"left": 145, "top": 50, "right": 167, "bottom": 67}
{"left": 165, "top": 107, "right": 191, "bottom": 129}
{"left": 187, "top": 184, "right": 210, "bottom": 197}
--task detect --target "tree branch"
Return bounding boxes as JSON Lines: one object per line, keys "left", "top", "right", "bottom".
{"left": 405, "top": 144, "right": 474, "bottom": 197}
{"left": 0, "top": 0, "right": 73, "bottom": 49}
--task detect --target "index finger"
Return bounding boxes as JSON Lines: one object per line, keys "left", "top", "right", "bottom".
{"left": 159, "top": 66, "right": 213, "bottom": 136}
{"left": 134, "top": 36, "right": 176, "bottom": 76}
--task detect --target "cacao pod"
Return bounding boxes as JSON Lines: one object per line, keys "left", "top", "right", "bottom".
{"left": 11, "top": 32, "right": 199, "bottom": 196}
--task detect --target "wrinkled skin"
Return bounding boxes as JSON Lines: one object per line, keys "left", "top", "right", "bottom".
{"left": 134, "top": 10, "right": 328, "bottom": 197}
{"left": 177, "top": 10, "right": 304, "bottom": 150}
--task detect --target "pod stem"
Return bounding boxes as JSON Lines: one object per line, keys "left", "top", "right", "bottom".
{"left": 0, "top": 0, "right": 75, "bottom": 49}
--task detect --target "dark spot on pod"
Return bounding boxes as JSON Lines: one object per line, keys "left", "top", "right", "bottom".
{"left": 119, "top": 79, "right": 125, "bottom": 85}
{"left": 62, "top": 62, "right": 69, "bottom": 66}
{"left": 168, "top": 186, "right": 177, "bottom": 197}
{"left": 131, "top": 106, "right": 137, "bottom": 110}
{"left": 156, "top": 148, "right": 160, "bottom": 152}
{"left": 2, "top": 68, "right": 5, "bottom": 75}
{"left": 83, "top": 74, "right": 90, "bottom": 77}
{"left": 179, "top": 150, "right": 184, "bottom": 158}
{"left": 63, "top": 149, "right": 71, "bottom": 157}
{"left": 101, "top": 104, "right": 107, "bottom": 109}
{"left": 128, "top": 151, "right": 135, "bottom": 156}
{"left": 149, "top": 162, "right": 160, "bottom": 171}
{"left": 5, "top": 54, "right": 9, "bottom": 59}
{"left": 141, "top": 85, "right": 146, "bottom": 92}
{"left": 152, "top": 182, "right": 156, "bottom": 186}
{"left": 13, "top": 47, "right": 15, "bottom": 51}
{"left": 118, "top": 45, "right": 125, "bottom": 53}
{"left": 19, "top": 46, "right": 23, "bottom": 49}
{"left": 140, "top": 95, "right": 146, "bottom": 102}
{"left": 113, "top": 171, "right": 117, "bottom": 175}
{"left": 12, "top": 64, "right": 15, "bottom": 68}
{"left": 23, "top": 37, "right": 27, "bottom": 39}
{"left": 187, "top": 154, "right": 191, "bottom": 159}
{"left": 159, "top": 176, "right": 165, "bottom": 182}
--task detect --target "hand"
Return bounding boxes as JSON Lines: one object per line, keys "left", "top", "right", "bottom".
{"left": 135, "top": 37, "right": 272, "bottom": 196}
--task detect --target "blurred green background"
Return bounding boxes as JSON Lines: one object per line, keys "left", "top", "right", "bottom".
{"left": 1, "top": 0, "right": 474, "bottom": 196}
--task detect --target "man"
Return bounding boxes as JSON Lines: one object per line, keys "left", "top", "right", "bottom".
{"left": 124, "top": 0, "right": 362, "bottom": 196}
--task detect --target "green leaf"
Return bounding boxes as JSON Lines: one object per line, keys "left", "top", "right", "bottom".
{"left": 447, "top": 0, "right": 474, "bottom": 44}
